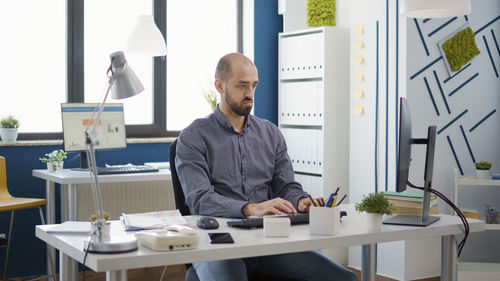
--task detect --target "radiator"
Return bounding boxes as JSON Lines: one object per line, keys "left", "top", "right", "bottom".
{"left": 75, "top": 181, "right": 175, "bottom": 221}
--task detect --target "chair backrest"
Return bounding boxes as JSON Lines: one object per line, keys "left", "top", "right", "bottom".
{"left": 0, "top": 156, "right": 13, "bottom": 199}
{"left": 169, "top": 139, "right": 191, "bottom": 216}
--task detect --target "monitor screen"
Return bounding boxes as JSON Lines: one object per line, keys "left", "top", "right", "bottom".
{"left": 61, "top": 103, "right": 127, "bottom": 152}
{"left": 397, "top": 97, "right": 412, "bottom": 192}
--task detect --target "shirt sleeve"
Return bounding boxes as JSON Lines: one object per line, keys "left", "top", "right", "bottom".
{"left": 175, "top": 125, "right": 248, "bottom": 218}
{"left": 270, "top": 127, "right": 308, "bottom": 210}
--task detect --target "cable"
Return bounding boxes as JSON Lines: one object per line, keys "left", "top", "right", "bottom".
{"left": 407, "top": 181, "right": 469, "bottom": 257}
{"left": 82, "top": 230, "right": 97, "bottom": 281}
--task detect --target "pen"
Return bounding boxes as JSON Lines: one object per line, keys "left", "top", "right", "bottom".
{"left": 333, "top": 187, "right": 340, "bottom": 196}
{"left": 331, "top": 195, "right": 338, "bottom": 207}
{"left": 335, "top": 194, "right": 347, "bottom": 207}
{"left": 308, "top": 194, "right": 317, "bottom": 207}
{"left": 325, "top": 193, "right": 334, "bottom": 207}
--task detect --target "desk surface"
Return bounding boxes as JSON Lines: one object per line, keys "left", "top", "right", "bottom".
{"left": 32, "top": 168, "right": 171, "bottom": 184}
{"left": 35, "top": 205, "right": 485, "bottom": 273}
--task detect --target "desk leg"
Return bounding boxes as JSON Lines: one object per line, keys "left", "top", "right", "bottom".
{"left": 361, "top": 243, "right": 376, "bottom": 281}
{"left": 60, "top": 251, "right": 78, "bottom": 281}
{"left": 46, "top": 180, "right": 56, "bottom": 281}
{"left": 106, "top": 270, "right": 127, "bottom": 281}
{"left": 441, "top": 235, "right": 457, "bottom": 281}
{"left": 68, "top": 184, "right": 78, "bottom": 221}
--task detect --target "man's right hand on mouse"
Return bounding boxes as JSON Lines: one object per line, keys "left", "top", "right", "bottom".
{"left": 241, "top": 197, "right": 297, "bottom": 217}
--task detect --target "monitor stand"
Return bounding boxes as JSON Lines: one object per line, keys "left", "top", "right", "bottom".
{"left": 71, "top": 152, "right": 90, "bottom": 171}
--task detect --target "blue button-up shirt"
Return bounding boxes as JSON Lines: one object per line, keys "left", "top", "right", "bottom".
{"left": 175, "top": 106, "right": 307, "bottom": 218}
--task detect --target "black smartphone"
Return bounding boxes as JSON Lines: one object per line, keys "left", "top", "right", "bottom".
{"left": 208, "top": 232, "right": 234, "bottom": 244}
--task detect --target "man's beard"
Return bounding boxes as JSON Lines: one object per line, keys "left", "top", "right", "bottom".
{"left": 225, "top": 92, "right": 253, "bottom": 116}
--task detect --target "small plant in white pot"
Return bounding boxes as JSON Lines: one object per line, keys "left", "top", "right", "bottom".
{"left": 39, "top": 149, "right": 67, "bottom": 172}
{"left": 475, "top": 161, "right": 492, "bottom": 180}
{"left": 0, "top": 115, "right": 20, "bottom": 142}
{"left": 355, "top": 193, "right": 394, "bottom": 230}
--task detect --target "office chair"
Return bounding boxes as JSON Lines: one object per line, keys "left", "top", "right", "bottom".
{"left": 169, "top": 140, "right": 297, "bottom": 281}
{"left": 0, "top": 156, "right": 55, "bottom": 281}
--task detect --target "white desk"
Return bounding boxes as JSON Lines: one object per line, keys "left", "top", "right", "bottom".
{"left": 36, "top": 205, "right": 485, "bottom": 281}
{"left": 32, "top": 168, "right": 172, "bottom": 281}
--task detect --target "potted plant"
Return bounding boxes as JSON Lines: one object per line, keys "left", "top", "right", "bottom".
{"left": 0, "top": 115, "right": 20, "bottom": 142}
{"left": 475, "top": 161, "right": 492, "bottom": 180}
{"left": 355, "top": 193, "right": 394, "bottom": 230}
{"left": 39, "top": 149, "right": 67, "bottom": 173}
{"left": 202, "top": 88, "right": 218, "bottom": 111}
{"left": 90, "top": 211, "right": 111, "bottom": 237}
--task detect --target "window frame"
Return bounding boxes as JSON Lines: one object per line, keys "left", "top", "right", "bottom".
{"left": 17, "top": 0, "right": 243, "bottom": 140}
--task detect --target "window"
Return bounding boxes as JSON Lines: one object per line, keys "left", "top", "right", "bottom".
{"left": 1, "top": 0, "right": 244, "bottom": 140}
{"left": 166, "top": 0, "right": 239, "bottom": 131}
{"left": 0, "top": 0, "right": 66, "bottom": 136}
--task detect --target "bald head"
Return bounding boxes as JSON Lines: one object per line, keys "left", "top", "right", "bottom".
{"left": 215, "top": 53, "right": 255, "bottom": 81}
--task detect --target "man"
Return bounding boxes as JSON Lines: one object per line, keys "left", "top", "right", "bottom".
{"left": 176, "top": 53, "right": 358, "bottom": 281}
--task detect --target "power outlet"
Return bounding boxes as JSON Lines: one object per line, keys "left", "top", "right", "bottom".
{"left": 0, "top": 233, "right": 6, "bottom": 247}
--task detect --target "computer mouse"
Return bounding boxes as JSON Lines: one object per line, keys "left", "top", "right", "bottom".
{"left": 196, "top": 216, "right": 219, "bottom": 230}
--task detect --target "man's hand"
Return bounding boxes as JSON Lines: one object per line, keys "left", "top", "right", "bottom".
{"left": 297, "top": 196, "right": 324, "bottom": 212}
{"left": 242, "top": 198, "right": 297, "bottom": 217}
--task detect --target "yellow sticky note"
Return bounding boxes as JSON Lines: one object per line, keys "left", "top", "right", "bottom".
{"left": 355, "top": 71, "right": 364, "bottom": 82}
{"left": 354, "top": 55, "right": 364, "bottom": 65}
{"left": 354, "top": 104, "right": 365, "bottom": 115}
{"left": 354, "top": 39, "right": 364, "bottom": 49}
{"left": 355, "top": 24, "right": 364, "bottom": 35}
{"left": 354, "top": 88, "right": 365, "bottom": 98}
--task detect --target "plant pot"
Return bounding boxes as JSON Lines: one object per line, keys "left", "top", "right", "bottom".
{"left": 0, "top": 128, "right": 18, "bottom": 142}
{"left": 47, "top": 161, "right": 64, "bottom": 173}
{"left": 476, "top": 169, "right": 491, "bottom": 180}
{"left": 366, "top": 213, "right": 383, "bottom": 231}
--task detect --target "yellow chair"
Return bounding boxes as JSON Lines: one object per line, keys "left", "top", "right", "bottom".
{"left": 0, "top": 156, "right": 54, "bottom": 281}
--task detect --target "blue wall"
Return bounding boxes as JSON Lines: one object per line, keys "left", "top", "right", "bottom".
{"left": 254, "top": 0, "right": 282, "bottom": 124}
{"left": 0, "top": 1, "right": 280, "bottom": 278}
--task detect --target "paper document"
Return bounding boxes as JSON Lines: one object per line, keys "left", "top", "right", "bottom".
{"left": 122, "top": 210, "right": 187, "bottom": 230}
{"left": 46, "top": 221, "right": 91, "bottom": 234}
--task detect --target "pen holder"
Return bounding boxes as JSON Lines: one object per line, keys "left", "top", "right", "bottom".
{"left": 310, "top": 206, "right": 340, "bottom": 235}
{"left": 485, "top": 210, "right": 499, "bottom": 224}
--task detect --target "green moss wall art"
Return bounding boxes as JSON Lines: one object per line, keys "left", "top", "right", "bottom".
{"left": 307, "top": 0, "right": 336, "bottom": 27}
{"left": 442, "top": 27, "right": 480, "bottom": 72}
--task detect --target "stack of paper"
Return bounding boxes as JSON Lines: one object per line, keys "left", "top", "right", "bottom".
{"left": 121, "top": 210, "right": 187, "bottom": 231}
{"left": 381, "top": 191, "right": 438, "bottom": 214}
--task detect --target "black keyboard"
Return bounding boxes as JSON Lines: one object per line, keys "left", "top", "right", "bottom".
{"left": 96, "top": 165, "right": 159, "bottom": 175}
{"left": 227, "top": 213, "right": 309, "bottom": 229}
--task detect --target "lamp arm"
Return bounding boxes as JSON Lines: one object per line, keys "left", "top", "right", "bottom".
{"left": 84, "top": 78, "right": 114, "bottom": 224}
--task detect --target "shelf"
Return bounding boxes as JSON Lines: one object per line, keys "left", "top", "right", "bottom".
{"left": 457, "top": 176, "right": 500, "bottom": 186}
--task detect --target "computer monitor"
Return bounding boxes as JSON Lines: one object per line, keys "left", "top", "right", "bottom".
{"left": 383, "top": 97, "right": 440, "bottom": 227}
{"left": 61, "top": 103, "right": 127, "bottom": 168}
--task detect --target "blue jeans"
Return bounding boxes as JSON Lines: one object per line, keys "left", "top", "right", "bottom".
{"left": 189, "top": 251, "right": 359, "bottom": 281}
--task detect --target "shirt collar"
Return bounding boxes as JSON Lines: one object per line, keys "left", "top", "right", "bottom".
{"left": 214, "top": 105, "right": 251, "bottom": 133}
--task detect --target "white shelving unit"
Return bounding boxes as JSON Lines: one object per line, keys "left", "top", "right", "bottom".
{"left": 278, "top": 26, "right": 349, "bottom": 201}
{"left": 452, "top": 169, "right": 500, "bottom": 280}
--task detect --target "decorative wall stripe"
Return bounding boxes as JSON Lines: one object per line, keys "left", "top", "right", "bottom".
{"left": 447, "top": 135, "right": 464, "bottom": 175}
{"left": 433, "top": 70, "right": 451, "bottom": 114}
{"left": 469, "top": 109, "right": 497, "bottom": 132}
{"left": 428, "top": 17, "right": 458, "bottom": 37}
{"left": 443, "top": 63, "right": 471, "bottom": 83}
{"left": 414, "top": 19, "right": 430, "bottom": 56}
{"left": 410, "top": 56, "right": 443, "bottom": 80}
{"left": 395, "top": 0, "right": 399, "bottom": 192}
{"left": 491, "top": 30, "right": 500, "bottom": 56}
{"left": 438, "top": 109, "right": 468, "bottom": 135}
{"left": 423, "top": 77, "right": 440, "bottom": 116}
{"left": 448, "top": 73, "right": 480, "bottom": 97}
{"left": 483, "top": 35, "right": 499, "bottom": 78}
{"left": 474, "top": 15, "right": 500, "bottom": 35}
{"left": 459, "top": 125, "right": 476, "bottom": 163}
{"left": 375, "top": 20, "right": 380, "bottom": 193}
{"left": 385, "top": 0, "right": 389, "bottom": 191}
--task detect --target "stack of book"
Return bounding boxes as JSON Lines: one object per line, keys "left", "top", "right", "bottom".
{"left": 381, "top": 191, "right": 438, "bottom": 214}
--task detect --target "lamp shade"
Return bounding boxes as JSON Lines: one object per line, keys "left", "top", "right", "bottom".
{"left": 401, "top": 0, "right": 471, "bottom": 18}
{"left": 126, "top": 15, "right": 167, "bottom": 56}
{"left": 109, "top": 51, "right": 144, "bottom": 99}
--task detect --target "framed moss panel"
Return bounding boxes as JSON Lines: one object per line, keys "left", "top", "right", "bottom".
{"left": 438, "top": 24, "right": 480, "bottom": 76}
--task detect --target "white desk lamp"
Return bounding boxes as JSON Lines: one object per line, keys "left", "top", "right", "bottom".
{"left": 84, "top": 51, "right": 144, "bottom": 253}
